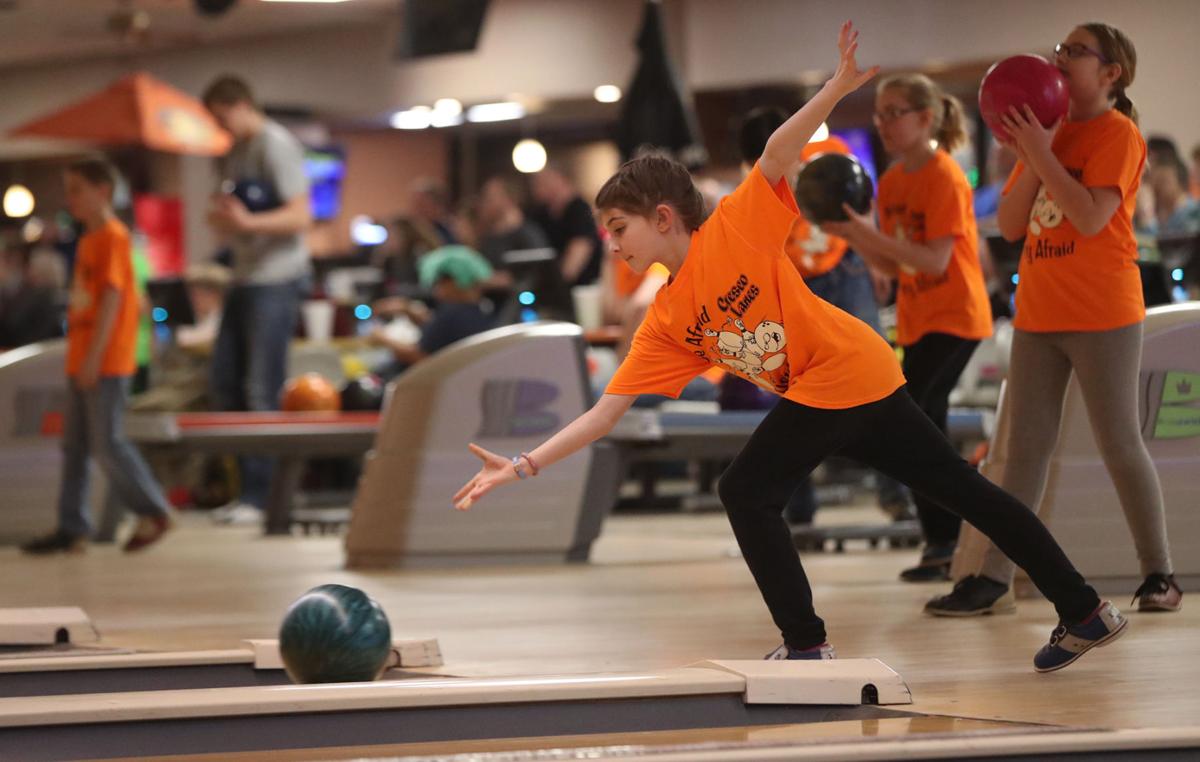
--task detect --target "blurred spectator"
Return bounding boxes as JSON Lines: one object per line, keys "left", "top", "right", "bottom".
{"left": 476, "top": 176, "right": 549, "bottom": 278}
{"left": 0, "top": 247, "right": 67, "bottom": 348}
{"left": 203, "top": 74, "right": 311, "bottom": 522}
{"left": 530, "top": 166, "right": 603, "bottom": 286}
{"left": 600, "top": 246, "right": 669, "bottom": 359}
{"left": 375, "top": 216, "right": 444, "bottom": 289}
{"left": 409, "top": 177, "right": 458, "bottom": 248}
{"left": 369, "top": 245, "right": 495, "bottom": 377}
{"left": 1149, "top": 158, "right": 1200, "bottom": 236}
{"left": 177, "top": 263, "right": 232, "bottom": 350}
{"left": 1146, "top": 134, "right": 1183, "bottom": 170}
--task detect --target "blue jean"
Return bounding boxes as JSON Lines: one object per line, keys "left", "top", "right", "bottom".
{"left": 57, "top": 376, "right": 170, "bottom": 537}
{"left": 785, "top": 251, "right": 909, "bottom": 523}
{"left": 210, "top": 279, "right": 302, "bottom": 507}
{"left": 804, "top": 250, "right": 883, "bottom": 334}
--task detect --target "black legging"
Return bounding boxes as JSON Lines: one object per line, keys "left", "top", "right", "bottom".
{"left": 717, "top": 387, "right": 1100, "bottom": 650}
{"left": 901, "top": 333, "right": 980, "bottom": 547}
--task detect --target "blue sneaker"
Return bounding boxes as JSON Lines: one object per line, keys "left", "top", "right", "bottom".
{"left": 1034, "top": 601, "right": 1127, "bottom": 673}
{"left": 764, "top": 642, "right": 836, "bottom": 660}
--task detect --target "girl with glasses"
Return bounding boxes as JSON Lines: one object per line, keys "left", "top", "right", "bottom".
{"left": 825, "top": 74, "right": 993, "bottom": 584}
{"left": 928, "top": 23, "right": 1181, "bottom": 617}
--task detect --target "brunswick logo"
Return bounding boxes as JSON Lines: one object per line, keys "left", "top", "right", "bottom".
{"left": 476, "top": 379, "right": 560, "bottom": 438}
{"left": 1150, "top": 370, "right": 1200, "bottom": 440}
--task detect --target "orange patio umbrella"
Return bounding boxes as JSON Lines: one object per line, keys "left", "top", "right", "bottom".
{"left": 9, "top": 71, "right": 231, "bottom": 156}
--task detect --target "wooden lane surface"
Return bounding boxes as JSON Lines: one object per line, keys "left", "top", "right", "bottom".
{"left": 1, "top": 511, "right": 1198, "bottom": 730}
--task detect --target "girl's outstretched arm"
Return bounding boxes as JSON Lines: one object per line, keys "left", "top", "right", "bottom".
{"left": 760, "top": 21, "right": 880, "bottom": 186}
{"left": 453, "top": 392, "right": 636, "bottom": 510}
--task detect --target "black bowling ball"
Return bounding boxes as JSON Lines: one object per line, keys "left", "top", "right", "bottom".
{"left": 793, "top": 153, "right": 874, "bottom": 224}
{"left": 340, "top": 374, "right": 386, "bottom": 411}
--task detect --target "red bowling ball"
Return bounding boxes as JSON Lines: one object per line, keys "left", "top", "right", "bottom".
{"left": 978, "top": 54, "right": 1069, "bottom": 141}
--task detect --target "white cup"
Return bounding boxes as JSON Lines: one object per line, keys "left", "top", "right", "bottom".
{"left": 302, "top": 300, "right": 335, "bottom": 343}
{"left": 571, "top": 284, "right": 603, "bottom": 330}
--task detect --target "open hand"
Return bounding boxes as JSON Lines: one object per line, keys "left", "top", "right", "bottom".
{"left": 827, "top": 21, "right": 880, "bottom": 96}
{"left": 452, "top": 443, "right": 519, "bottom": 511}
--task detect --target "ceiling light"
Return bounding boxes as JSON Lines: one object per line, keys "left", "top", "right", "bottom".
{"left": 512, "top": 139, "right": 547, "bottom": 174}
{"left": 390, "top": 106, "right": 432, "bottom": 130}
{"left": 429, "top": 99, "right": 465, "bottom": 127}
{"left": 593, "top": 85, "right": 622, "bottom": 103}
{"left": 808, "top": 122, "right": 830, "bottom": 143}
{"left": 466, "top": 102, "right": 526, "bottom": 123}
{"left": 3, "top": 184, "right": 34, "bottom": 218}
{"left": 433, "top": 98, "right": 462, "bottom": 116}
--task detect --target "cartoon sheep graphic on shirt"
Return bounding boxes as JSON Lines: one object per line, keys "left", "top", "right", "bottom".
{"left": 705, "top": 318, "right": 789, "bottom": 377}
{"left": 1028, "top": 185, "right": 1065, "bottom": 236}
{"left": 750, "top": 319, "right": 787, "bottom": 358}
{"left": 704, "top": 325, "right": 760, "bottom": 375}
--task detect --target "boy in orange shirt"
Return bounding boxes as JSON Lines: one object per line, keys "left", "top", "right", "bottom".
{"left": 930, "top": 23, "right": 1180, "bottom": 617}
{"left": 22, "top": 159, "right": 173, "bottom": 555}
{"left": 453, "top": 23, "right": 1125, "bottom": 673}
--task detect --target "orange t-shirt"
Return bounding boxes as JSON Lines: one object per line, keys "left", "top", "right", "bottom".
{"left": 878, "top": 150, "right": 993, "bottom": 346}
{"left": 784, "top": 137, "right": 852, "bottom": 279}
{"left": 1003, "top": 110, "right": 1146, "bottom": 332}
{"left": 606, "top": 164, "right": 905, "bottom": 410}
{"left": 66, "top": 217, "right": 140, "bottom": 377}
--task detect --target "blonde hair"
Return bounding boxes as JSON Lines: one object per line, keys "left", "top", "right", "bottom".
{"left": 878, "top": 74, "right": 967, "bottom": 152}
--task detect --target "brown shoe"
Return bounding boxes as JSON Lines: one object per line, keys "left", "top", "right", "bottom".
{"left": 123, "top": 514, "right": 172, "bottom": 553}
{"left": 1133, "top": 573, "right": 1183, "bottom": 612}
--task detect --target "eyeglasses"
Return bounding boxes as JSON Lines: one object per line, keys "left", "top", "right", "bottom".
{"left": 1055, "top": 42, "right": 1110, "bottom": 64}
{"left": 872, "top": 106, "right": 919, "bottom": 125}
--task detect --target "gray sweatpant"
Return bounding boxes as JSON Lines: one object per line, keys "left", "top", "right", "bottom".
{"left": 979, "top": 322, "right": 1173, "bottom": 583}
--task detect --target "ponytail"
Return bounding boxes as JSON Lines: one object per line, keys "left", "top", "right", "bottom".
{"left": 1113, "top": 88, "right": 1139, "bottom": 125}
{"left": 937, "top": 94, "right": 967, "bottom": 153}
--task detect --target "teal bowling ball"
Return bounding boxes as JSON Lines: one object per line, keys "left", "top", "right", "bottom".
{"left": 279, "top": 584, "right": 392, "bottom": 684}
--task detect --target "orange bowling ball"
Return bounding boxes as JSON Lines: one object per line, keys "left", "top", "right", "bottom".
{"left": 281, "top": 373, "right": 341, "bottom": 412}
